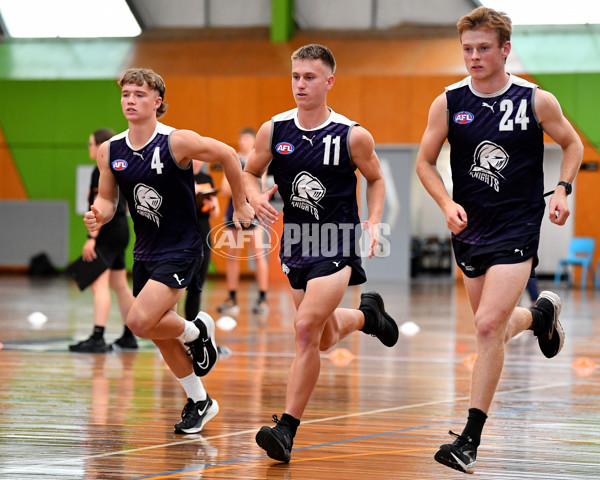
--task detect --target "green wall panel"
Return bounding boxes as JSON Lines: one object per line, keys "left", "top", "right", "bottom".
{"left": 531, "top": 73, "right": 600, "bottom": 152}
{"left": 0, "top": 80, "right": 134, "bottom": 268}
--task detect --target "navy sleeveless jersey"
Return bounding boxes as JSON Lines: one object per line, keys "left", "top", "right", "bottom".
{"left": 268, "top": 108, "right": 361, "bottom": 267}
{"left": 108, "top": 123, "right": 202, "bottom": 261}
{"left": 446, "top": 75, "right": 545, "bottom": 245}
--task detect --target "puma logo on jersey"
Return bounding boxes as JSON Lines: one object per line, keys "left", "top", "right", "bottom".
{"left": 482, "top": 101, "right": 497, "bottom": 113}
{"left": 514, "top": 248, "right": 523, "bottom": 256}
{"left": 333, "top": 261, "right": 341, "bottom": 267}
{"left": 173, "top": 273, "right": 185, "bottom": 285}
{"left": 302, "top": 134, "right": 316, "bottom": 146}
{"left": 132, "top": 151, "right": 144, "bottom": 159}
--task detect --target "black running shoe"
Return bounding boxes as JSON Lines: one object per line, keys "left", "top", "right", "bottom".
{"left": 185, "top": 312, "right": 218, "bottom": 377}
{"left": 174, "top": 395, "right": 219, "bottom": 434}
{"left": 359, "top": 292, "right": 399, "bottom": 347}
{"left": 256, "top": 415, "right": 294, "bottom": 463}
{"left": 69, "top": 336, "right": 107, "bottom": 353}
{"left": 110, "top": 335, "right": 138, "bottom": 351}
{"left": 532, "top": 291, "right": 564, "bottom": 358}
{"left": 434, "top": 430, "right": 477, "bottom": 474}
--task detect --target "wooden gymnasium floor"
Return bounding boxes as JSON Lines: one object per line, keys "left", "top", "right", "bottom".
{"left": 0, "top": 272, "right": 599, "bottom": 480}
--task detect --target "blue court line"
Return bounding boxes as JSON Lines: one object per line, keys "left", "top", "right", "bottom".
{"left": 132, "top": 393, "right": 600, "bottom": 479}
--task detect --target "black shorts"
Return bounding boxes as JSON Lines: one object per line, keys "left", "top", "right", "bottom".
{"left": 132, "top": 256, "right": 203, "bottom": 297}
{"left": 452, "top": 234, "right": 539, "bottom": 279}
{"left": 282, "top": 258, "right": 366, "bottom": 291}
{"left": 95, "top": 244, "right": 126, "bottom": 270}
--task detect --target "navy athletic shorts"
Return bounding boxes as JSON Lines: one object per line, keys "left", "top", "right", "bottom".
{"left": 132, "top": 256, "right": 203, "bottom": 297}
{"left": 452, "top": 233, "right": 539, "bottom": 279}
{"left": 282, "top": 258, "right": 366, "bottom": 291}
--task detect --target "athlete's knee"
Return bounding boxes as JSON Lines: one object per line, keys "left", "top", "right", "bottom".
{"left": 294, "top": 314, "right": 321, "bottom": 349}
{"left": 474, "top": 315, "right": 505, "bottom": 342}
{"left": 126, "top": 308, "right": 153, "bottom": 338}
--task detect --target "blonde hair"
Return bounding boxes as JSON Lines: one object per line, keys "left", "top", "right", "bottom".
{"left": 457, "top": 6, "right": 512, "bottom": 46}
{"left": 118, "top": 68, "right": 168, "bottom": 118}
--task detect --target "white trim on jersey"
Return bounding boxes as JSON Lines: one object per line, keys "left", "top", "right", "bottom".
{"left": 271, "top": 108, "right": 356, "bottom": 131}
{"left": 445, "top": 74, "right": 538, "bottom": 99}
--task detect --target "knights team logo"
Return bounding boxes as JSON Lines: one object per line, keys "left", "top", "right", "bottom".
{"left": 290, "top": 171, "right": 325, "bottom": 220}
{"left": 134, "top": 183, "right": 162, "bottom": 226}
{"left": 469, "top": 140, "right": 509, "bottom": 192}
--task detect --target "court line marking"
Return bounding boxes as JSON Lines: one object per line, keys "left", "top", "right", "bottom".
{"left": 0, "top": 380, "right": 581, "bottom": 477}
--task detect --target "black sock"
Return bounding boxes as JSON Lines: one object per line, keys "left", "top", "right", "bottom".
{"left": 122, "top": 325, "right": 134, "bottom": 338}
{"left": 359, "top": 305, "right": 374, "bottom": 333}
{"left": 258, "top": 291, "right": 266, "bottom": 302}
{"left": 280, "top": 413, "right": 300, "bottom": 437}
{"left": 92, "top": 326, "right": 105, "bottom": 340}
{"left": 529, "top": 307, "right": 543, "bottom": 332}
{"left": 461, "top": 408, "right": 487, "bottom": 447}
{"left": 229, "top": 291, "right": 237, "bottom": 302}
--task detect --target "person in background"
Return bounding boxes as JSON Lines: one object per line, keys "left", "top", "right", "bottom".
{"left": 184, "top": 160, "right": 220, "bottom": 320}
{"left": 217, "top": 127, "right": 270, "bottom": 315}
{"left": 415, "top": 6, "right": 583, "bottom": 473}
{"left": 69, "top": 128, "right": 137, "bottom": 353}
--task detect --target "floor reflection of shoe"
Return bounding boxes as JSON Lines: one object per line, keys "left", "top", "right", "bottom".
{"left": 110, "top": 335, "right": 138, "bottom": 351}
{"left": 69, "top": 336, "right": 107, "bottom": 353}
{"left": 174, "top": 395, "right": 219, "bottom": 434}
{"left": 217, "top": 298, "right": 240, "bottom": 315}
{"left": 185, "top": 312, "right": 218, "bottom": 377}
{"left": 252, "top": 300, "right": 269, "bottom": 314}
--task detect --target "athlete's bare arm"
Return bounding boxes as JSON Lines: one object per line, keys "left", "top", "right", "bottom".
{"left": 416, "top": 92, "right": 468, "bottom": 235}
{"left": 243, "top": 120, "right": 279, "bottom": 226}
{"left": 170, "top": 129, "right": 255, "bottom": 228}
{"left": 534, "top": 89, "right": 584, "bottom": 225}
{"left": 349, "top": 126, "right": 385, "bottom": 258}
{"left": 84, "top": 141, "right": 119, "bottom": 234}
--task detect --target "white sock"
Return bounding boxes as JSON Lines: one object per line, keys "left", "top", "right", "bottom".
{"left": 177, "top": 372, "right": 207, "bottom": 402}
{"left": 177, "top": 320, "right": 200, "bottom": 343}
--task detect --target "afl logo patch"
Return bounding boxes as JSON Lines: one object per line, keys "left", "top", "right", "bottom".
{"left": 276, "top": 142, "right": 295, "bottom": 155}
{"left": 454, "top": 111, "right": 474, "bottom": 124}
{"left": 112, "top": 159, "right": 128, "bottom": 171}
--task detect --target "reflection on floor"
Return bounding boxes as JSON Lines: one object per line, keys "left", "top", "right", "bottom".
{"left": 0, "top": 273, "right": 599, "bottom": 479}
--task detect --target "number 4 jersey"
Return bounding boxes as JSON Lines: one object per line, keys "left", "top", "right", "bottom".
{"left": 268, "top": 108, "right": 362, "bottom": 268}
{"left": 446, "top": 74, "right": 545, "bottom": 245}
{"left": 108, "top": 122, "right": 202, "bottom": 261}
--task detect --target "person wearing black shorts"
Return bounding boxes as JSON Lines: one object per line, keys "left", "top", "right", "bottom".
{"left": 416, "top": 7, "right": 583, "bottom": 473}
{"left": 84, "top": 69, "right": 255, "bottom": 434}
{"left": 217, "top": 127, "right": 270, "bottom": 315}
{"left": 69, "top": 128, "right": 136, "bottom": 353}
{"left": 244, "top": 44, "right": 399, "bottom": 463}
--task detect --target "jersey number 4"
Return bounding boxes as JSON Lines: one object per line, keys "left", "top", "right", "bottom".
{"left": 499, "top": 99, "right": 529, "bottom": 131}
{"left": 150, "top": 147, "right": 164, "bottom": 174}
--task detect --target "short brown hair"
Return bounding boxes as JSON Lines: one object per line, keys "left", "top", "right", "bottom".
{"left": 291, "top": 44, "right": 336, "bottom": 74}
{"left": 457, "top": 6, "right": 512, "bottom": 46}
{"left": 118, "top": 68, "right": 168, "bottom": 118}
{"left": 93, "top": 128, "right": 115, "bottom": 145}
